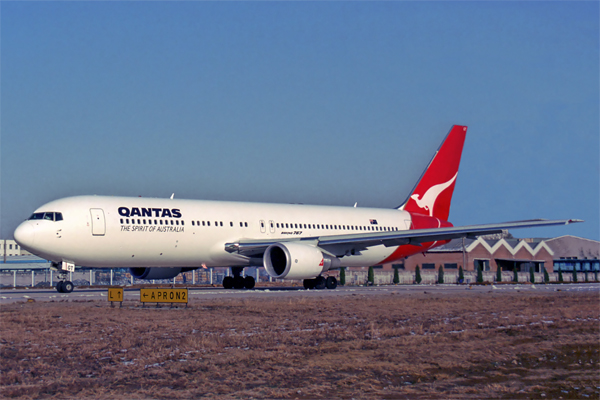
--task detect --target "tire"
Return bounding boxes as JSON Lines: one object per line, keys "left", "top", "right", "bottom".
{"left": 55, "top": 281, "right": 64, "bottom": 293}
{"left": 315, "top": 276, "right": 326, "bottom": 290}
{"left": 233, "top": 276, "right": 245, "bottom": 289}
{"left": 303, "top": 279, "right": 316, "bottom": 290}
{"left": 244, "top": 276, "right": 255, "bottom": 290}
{"left": 223, "top": 276, "right": 234, "bottom": 289}
{"left": 63, "top": 281, "right": 74, "bottom": 293}
{"left": 325, "top": 276, "right": 338, "bottom": 290}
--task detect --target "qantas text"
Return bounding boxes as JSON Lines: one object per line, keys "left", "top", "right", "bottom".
{"left": 118, "top": 207, "right": 182, "bottom": 218}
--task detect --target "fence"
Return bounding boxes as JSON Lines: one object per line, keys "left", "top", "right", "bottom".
{"left": 1, "top": 268, "right": 598, "bottom": 288}
{"left": 344, "top": 270, "right": 598, "bottom": 286}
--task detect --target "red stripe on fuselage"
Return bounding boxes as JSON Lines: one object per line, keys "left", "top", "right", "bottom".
{"left": 379, "top": 213, "right": 453, "bottom": 264}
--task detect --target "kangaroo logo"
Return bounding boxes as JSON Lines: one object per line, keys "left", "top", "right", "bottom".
{"left": 410, "top": 173, "right": 458, "bottom": 216}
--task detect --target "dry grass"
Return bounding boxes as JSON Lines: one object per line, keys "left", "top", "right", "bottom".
{"left": 1, "top": 290, "right": 599, "bottom": 399}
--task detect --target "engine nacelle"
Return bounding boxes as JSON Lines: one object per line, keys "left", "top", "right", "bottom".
{"left": 263, "top": 242, "right": 340, "bottom": 280}
{"left": 129, "top": 267, "right": 183, "bottom": 280}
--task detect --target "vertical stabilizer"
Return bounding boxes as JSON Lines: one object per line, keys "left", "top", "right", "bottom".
{"left": 398, "top": 125, "right": 467, "bottom": 221}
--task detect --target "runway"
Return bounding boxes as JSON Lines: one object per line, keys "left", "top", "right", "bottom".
{"left": 1, "top": 282, "right": 598, "bottom": 304}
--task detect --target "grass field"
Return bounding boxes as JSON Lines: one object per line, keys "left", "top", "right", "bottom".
{"left": 1, "top": 288, "right": 598, "bottom": 399}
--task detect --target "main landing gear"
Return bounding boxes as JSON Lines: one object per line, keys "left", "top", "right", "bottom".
{"left": 222, "top": 267, "right": 255, "bottom": 290}
{"left": 303, "top": 276, "right": 337, "bottom": 290}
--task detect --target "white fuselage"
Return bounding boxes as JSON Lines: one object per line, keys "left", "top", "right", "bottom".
{"left": 15, "top": 195, "right": 413, "bottom": 269}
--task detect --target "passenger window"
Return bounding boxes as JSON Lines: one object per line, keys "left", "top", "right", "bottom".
{"left": 143, "top": 220, "right": 146, "bottom": 224}
{"left": 245, "top": 222, "right": 248, "bottom": 227}
{"left": 170, "top": 220, "right": 173, "bottom": 225}
{"left": 276, "top": 223, "right": 280, "bottom": 228}
{"left": 220, "top": 221, "right": 223, "bottom": 227}
{"left": 181, "top": 221, "right": 185, "bottom": 226}
{"left": 240, "top": 222, "right": 243, "bottom": 227}
{"left": 230, "top": 222, "right": 233, "bottom": 227}
{"left": 192, "top": 221, "right": 195, "bottom": 226}
{"left": 120, "top": 219, "right": 124, "bottom": 224}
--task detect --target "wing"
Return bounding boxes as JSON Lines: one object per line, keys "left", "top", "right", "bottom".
{"left": 224, "top": 219, "right": 582, "bottom": 258}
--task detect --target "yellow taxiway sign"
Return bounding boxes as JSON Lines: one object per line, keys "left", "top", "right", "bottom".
{"left": 140, "top": 288, "right": 188, "bottom": 304}
{"left": 108, "top": 288, "right": 123, "bottom": 302}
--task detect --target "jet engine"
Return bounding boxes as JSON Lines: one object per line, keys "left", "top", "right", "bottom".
{"left": 129, "top": 267, "right": 183, "bottom": 280}
{"left": 263, "top": 242, "right": 340, "bottom": 280}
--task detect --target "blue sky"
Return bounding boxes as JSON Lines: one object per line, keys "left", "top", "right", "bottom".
{"left": 2, "top": 2, "right": 598, "bottom": 241}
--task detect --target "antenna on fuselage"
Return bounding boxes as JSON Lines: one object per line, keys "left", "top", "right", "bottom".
{"left": 354, "top": 202, "right": 358, "bottom": 208}
{"left": 170, "top": 193, "right": 175, "bottom": 199}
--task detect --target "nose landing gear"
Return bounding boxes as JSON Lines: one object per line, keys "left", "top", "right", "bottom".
{"left": 54, "top": 269, "right": 74, "bottom": 293}
{"left": 56, "top": 280, "right": 74, "bottom": 293}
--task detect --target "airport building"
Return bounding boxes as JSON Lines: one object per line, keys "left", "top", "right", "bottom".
{"left": 375, "top": 234, "right": 600, "bottom": 274}
{"left": 1, "top": 239, "right": 32, "bottom": 258}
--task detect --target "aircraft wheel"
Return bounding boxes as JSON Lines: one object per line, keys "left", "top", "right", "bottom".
{"left": 55, "top": 281, "right": 64, "bottom": 293}
{"left": 244, "top": 276, "right": 255, "bottom": 290}
{"left": 315, "top": 276, "right": 326, "bottom": 290}
{"left": 63, "top": 281, "right": 74, "bottom": 293}
{"left": 326, "top": 276, "right": 338, "bottom": 290}
{"left": 233, "top": 276, "right": 245, "bottom": 289}
{"left": 223, "top": 276, "right": 234, "bottom": 289}
{"left": 303, "top": 279, "right": 316, "bottom": 290}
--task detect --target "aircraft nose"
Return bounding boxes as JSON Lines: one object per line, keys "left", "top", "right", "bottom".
{"left": 14, "top": 221, "right": 36, "bottom": 250}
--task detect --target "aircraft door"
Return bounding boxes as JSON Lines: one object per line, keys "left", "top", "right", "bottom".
{"left": 259, "top": 220, "right": 266, "bottom": 233}
{"left": 90, "top": 209, "right": 106, "bottom": 236}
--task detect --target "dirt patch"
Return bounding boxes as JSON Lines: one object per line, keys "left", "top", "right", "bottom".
{"left": 1, "top": 290, "right": 598, "bottom": 399}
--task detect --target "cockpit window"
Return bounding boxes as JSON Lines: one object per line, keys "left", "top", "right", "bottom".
{"left": 28, "top": 212, "right": 63, "bottom": 221}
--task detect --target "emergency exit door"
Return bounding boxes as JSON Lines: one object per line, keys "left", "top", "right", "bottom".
{"left": 90, "top": 208, "right": 106, "bottom": 236}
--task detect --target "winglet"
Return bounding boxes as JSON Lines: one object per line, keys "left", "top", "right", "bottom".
{"left": 398, "top": 125, "right": 467, "bottom": 221}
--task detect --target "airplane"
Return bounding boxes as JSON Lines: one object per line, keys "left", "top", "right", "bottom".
{"left": 13, "top": 125, "right": 581, "bottom": 293}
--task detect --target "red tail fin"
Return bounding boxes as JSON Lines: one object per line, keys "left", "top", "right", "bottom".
{"left": 399, "top": 125, "right": 467, "bottom": 221}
